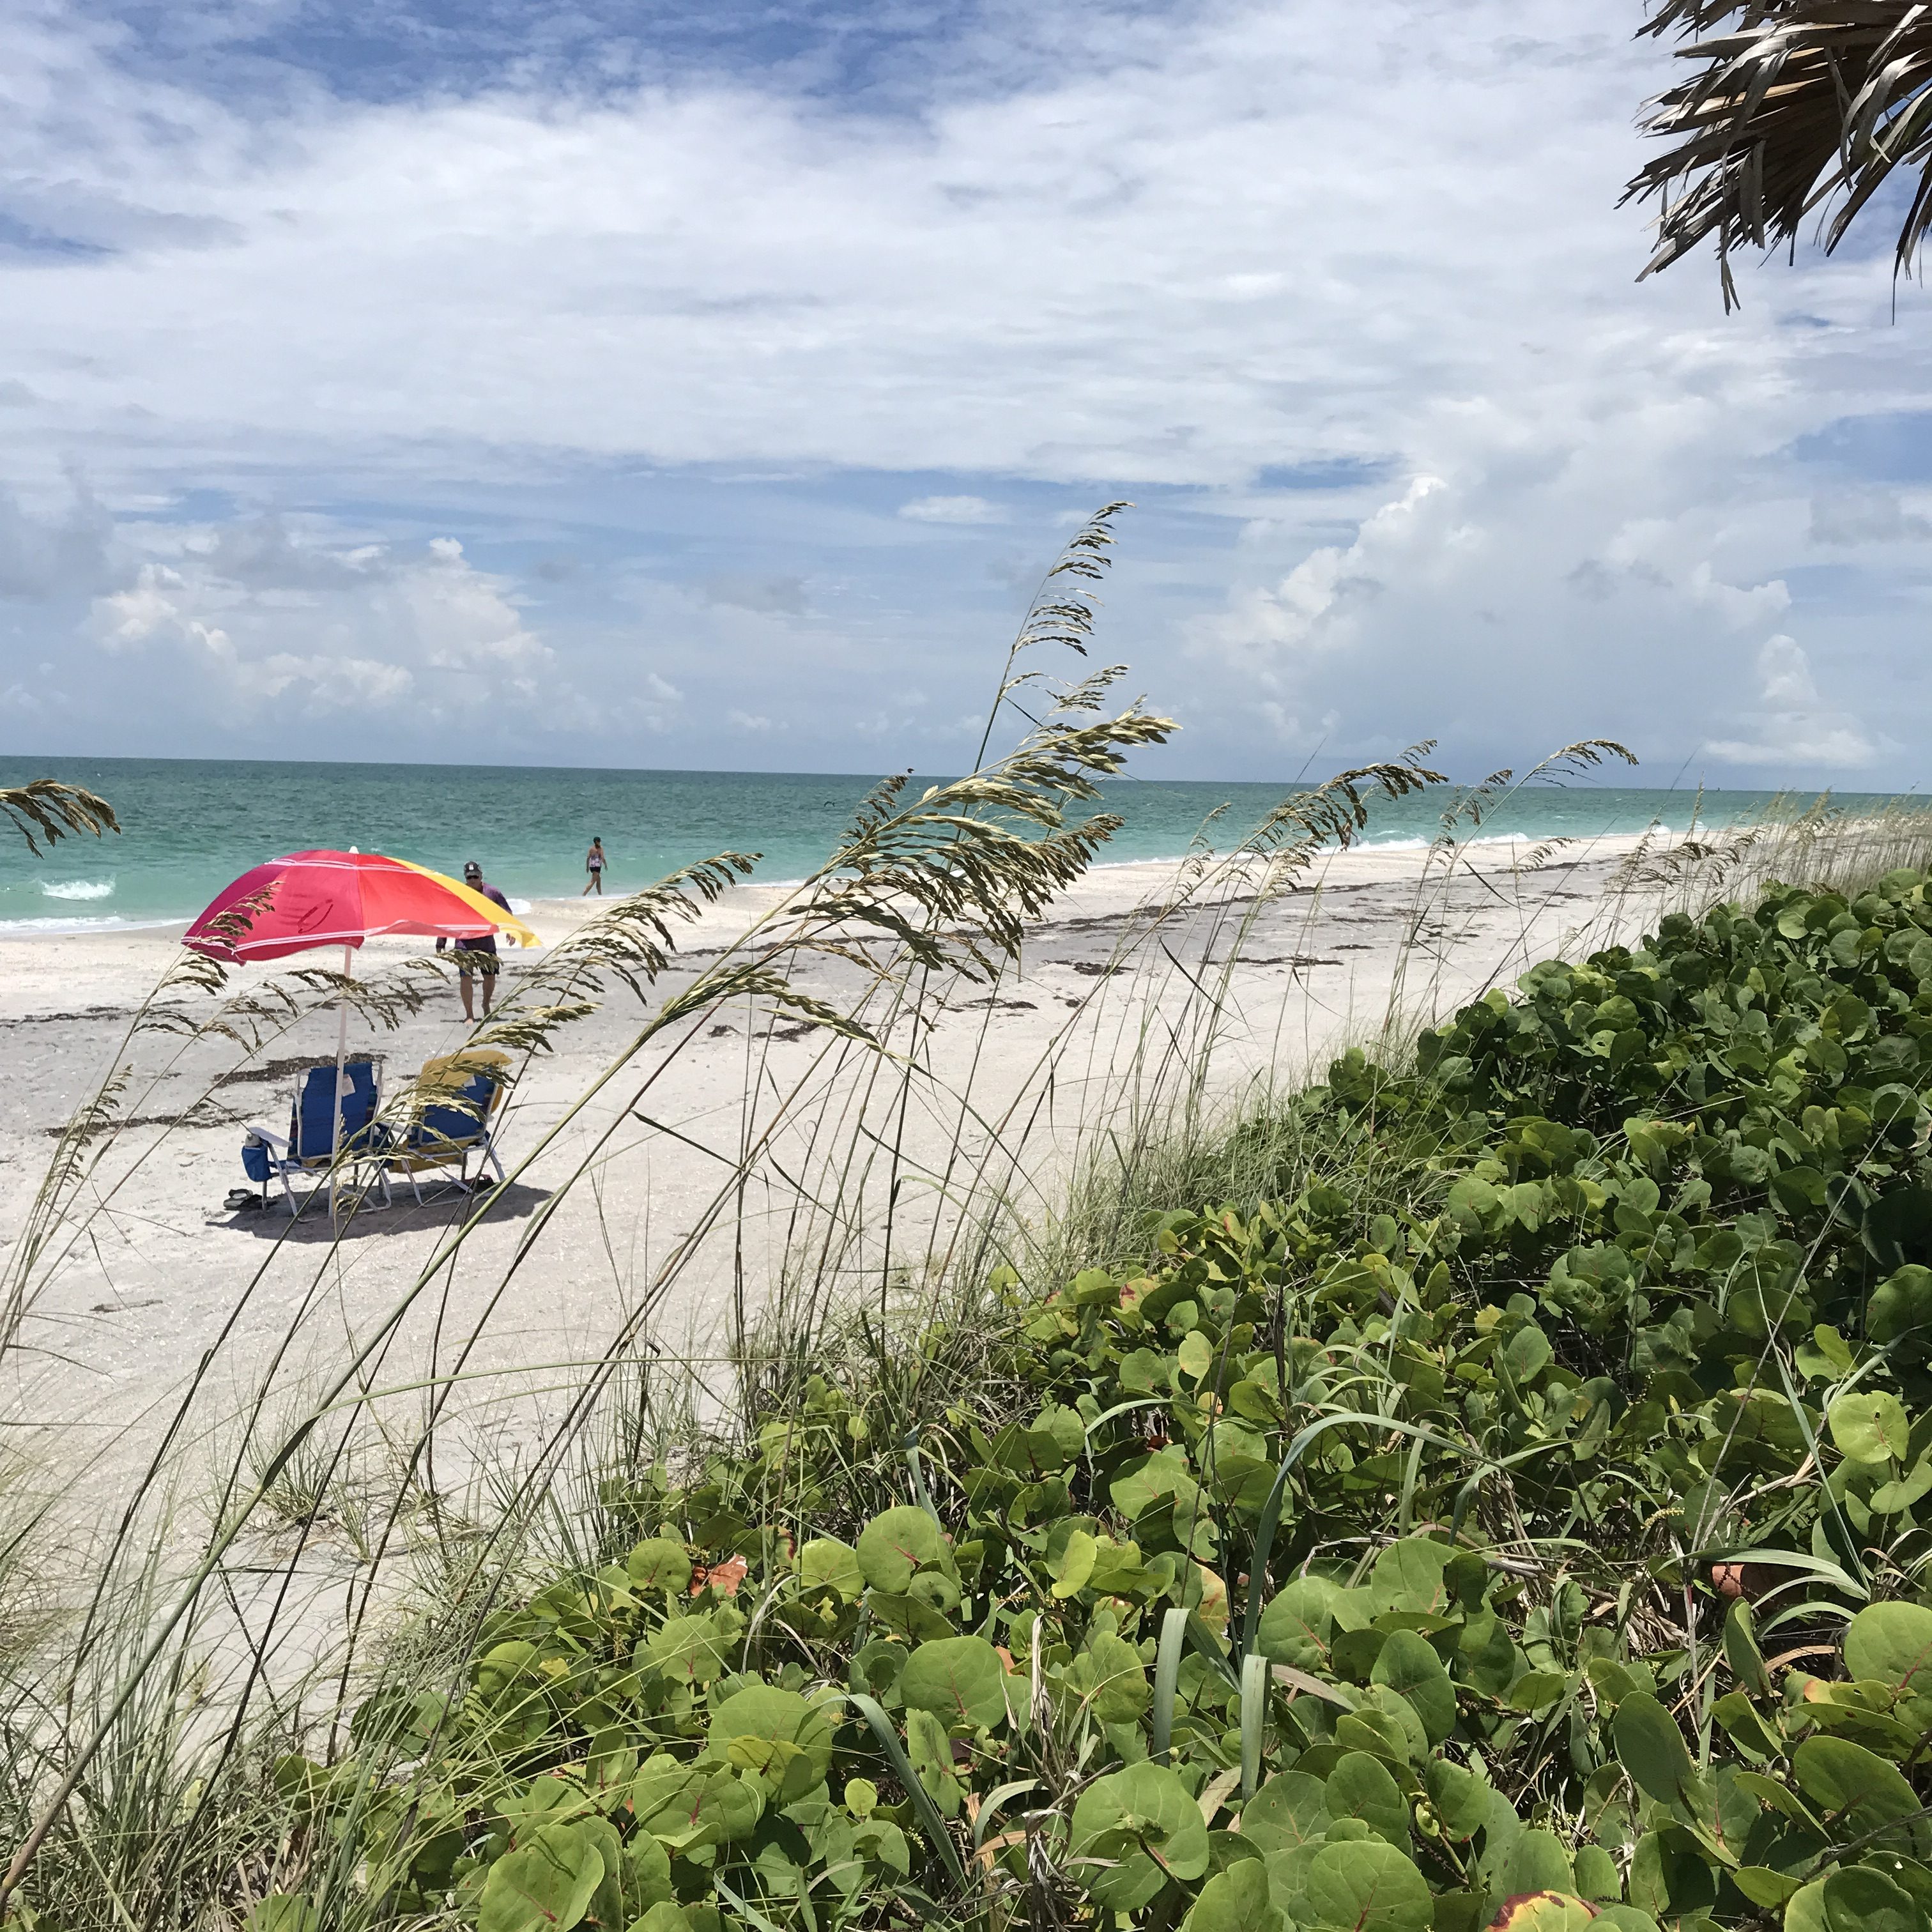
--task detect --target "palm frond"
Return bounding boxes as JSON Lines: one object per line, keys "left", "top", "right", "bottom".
{"left": 1625, "top": 1, "right": 1932, "bottom": 301}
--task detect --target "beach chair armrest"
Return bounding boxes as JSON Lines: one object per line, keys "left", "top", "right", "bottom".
{"left": 245, "top": 1125, "right": 291, "bottom": 1154}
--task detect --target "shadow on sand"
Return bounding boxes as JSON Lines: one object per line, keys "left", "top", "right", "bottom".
{"left": 220, "top": 1179, "right": 552, "bottom": 1242}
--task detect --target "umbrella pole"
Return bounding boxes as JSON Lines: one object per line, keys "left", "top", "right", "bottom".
{"left": 330, "top": 945, "right": 353, "bottom": 1191}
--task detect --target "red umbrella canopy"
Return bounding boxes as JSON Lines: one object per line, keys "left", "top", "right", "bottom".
{"left": 183, "top": 850, "right": 539, "bottom": 963}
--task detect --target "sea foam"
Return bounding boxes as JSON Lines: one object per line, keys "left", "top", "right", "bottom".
{"left": 40, "top": 878, "right": 115, "bottom": 901}
{"left": 0, "top": 915, "right": 176, "bottom": 936}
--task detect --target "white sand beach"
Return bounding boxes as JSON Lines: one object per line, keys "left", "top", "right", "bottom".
{"left": 0, "top": 832, "right": 1666, "bottom": 1515}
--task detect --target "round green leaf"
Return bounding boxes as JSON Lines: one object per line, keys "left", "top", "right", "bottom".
{"left": 1423, "top": 1759, "right": 1492, "bottom": 1842}
{"left": 1177, "top": 1330, "right": 1215, "bottom": 1380}
{"left": 633, "top": 1907, "right": 695, "bottom": 1932}
{"left": 1111, "top": 1448, "right": 1197, "bottom": 1522}
{"left": 1870, "top": 1267, "right": 1932, "bottom": 1346}
{"left": 1337, "top": 1701, "right": 1420, "bottom": 1765}
{"left": 1492, "top": 1828, "right": 1576, "bottom": 1899}
{"left": 1592, "top": 1910, "right": 1661, "bottom": 1932}
{"left": 1369, "top": 1684, "right": 1432, "bottom": 1758}
{"left": 1240, "top": 1771, "right": 1329, "bottom": 1853}
{"left": 1448, "top": 1176, "right": 1499, "bottom": 1226}
{"left": 1722, "top": 1599, "right": 1772, "bottom": 1698}
{"left": 1050, "top": 1528, "right": 1098, "bottom": 1598}
{"left": 1030, "top": 1402, "right": 1087, "bottom": 1465}
{"left": 707, "top": 1685, "right": 835, "bottom": 1802}
{"left": 630, "top": 1756, "right": 763, "bottom": 1850}
{"left": 1787, "top": 1879, "right": 1831, "bottom": 1932}
{"left": 1303, "top": 1837, "right": 1432, "bottom": 1932}
{"left": 1844, "top": 1602, "right": 1932, "bottom": 1692}
{"left": 627, "top": 1538, "right": 693, "bottom": 1595}
{"left": 1368, "top": 1538, "right": 1452, "bottom": 1616}
{"left": 1615, "top": 1692, "right": 1693, "bottom": 1804}
{"left": 1830, "top": 1391, "right": 1910, "bottom": 1466}
{"left": 576, "top": 1814, "right": 626, "bottom": 1931}
{"left": 1063, "top": 1630, "right": 1150, "bottom": 1723}
{"left": 1791, "top": 1736, "right": 1928, "bottom": 1854}
{"left": 1505, "top": 1671, "right": 1568, "bottom": 1713}
{"left": 1256, "top": 1578, "right": 1335, "bottom": 1671}
{"left": 619, "top": 1834, "right": 674, "bottom": 1915}
{"left": 1574, "top": 1845, "right": 1621, "bottom": 1903}
{"left": 496, "top": 1775, "right": 583, "bottom": 1833}
{"left": 1485, "top": 1897, "right": 1598, "bottom": 1932}
{"left": 1322, "top": 1752, "right": 1409, "bottom": 1848}
{"left": 1629, "top": 1828, "right": 1717, "bottom": 1919}
{"left": 795, "top": 1537, "right": 865, "bottom": 1600}
{"left": 1821, "top": 1866, "right": 1922, "bottom": 1932}
{"left": 477, "top": 1821, "right": 604, "bottom": 1932}
{"left": 642, "top": 1612, "right": 729, "bottom": 1686}
{"left": 901, "top": 1635, "right": 1009, "bottom": 1729}
{"left": 1183, "top": 1859, "right": 1273, "bottom": 1932}
{"left": 1734, "top": 1869, "right": 1804, "bottom": 1910}
{"left": 474, "top": 1640, "right": 539, "bottom": 1705}
{"left": 1071, "top": 1761, "right": 1212, "bottom": 1910}
{"left": 1371, "top": 1629, "right": 1456, "bottom": 1745}
{"left": 856, "top": 1506, "right": 946, "bottom": 1592}
{"left": 867, "top": 1588, "right": 958, "bottom": 1641}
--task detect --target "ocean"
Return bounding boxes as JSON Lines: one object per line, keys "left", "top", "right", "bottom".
{"left": 0, "top": 755, "right": 1919, "bottom": 935}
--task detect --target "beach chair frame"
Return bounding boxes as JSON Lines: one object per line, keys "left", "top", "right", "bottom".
{"left": 242, "top": 1061, "right": 392, "bottom": 1219}
{"left": 385, "top": 1050, "right": 510, "bottom": 1205}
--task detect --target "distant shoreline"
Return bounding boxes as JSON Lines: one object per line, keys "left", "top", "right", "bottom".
{"left": 2, "top": 756, "right": 1899, "bottom": 932}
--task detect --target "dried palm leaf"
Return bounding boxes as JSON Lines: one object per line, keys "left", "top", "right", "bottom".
{"left": 1625, "top": 1, "right": 1932, "bottom": 302}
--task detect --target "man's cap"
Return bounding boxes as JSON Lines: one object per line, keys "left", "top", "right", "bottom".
{"left": 463, "top": 862, "right": 482, "bottom": 878}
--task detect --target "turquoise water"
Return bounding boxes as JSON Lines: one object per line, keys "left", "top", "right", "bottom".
{"left": 0, "top": 755, "right": 1919, "bottom": 934}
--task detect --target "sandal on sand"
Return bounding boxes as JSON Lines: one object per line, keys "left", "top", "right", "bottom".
{"left": 224, "top": 1188, "right": 266, "bottom": 1213}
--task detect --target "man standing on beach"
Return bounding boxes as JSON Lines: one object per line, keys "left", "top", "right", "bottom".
{"left": 438, "top": 860, "right": 513, "bottom": 1020}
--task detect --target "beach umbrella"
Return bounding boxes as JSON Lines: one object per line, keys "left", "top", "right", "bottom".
{"left": 184, "top": 848, "right": 538, "bottom": 1162}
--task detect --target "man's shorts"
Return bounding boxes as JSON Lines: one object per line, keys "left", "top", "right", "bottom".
{"left": 454, "top": 946, "right": 499, "bottom": 979}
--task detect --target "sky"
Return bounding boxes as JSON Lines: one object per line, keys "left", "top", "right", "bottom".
{"left": 3, "top": 0, "right": 1932, "bottom": 790}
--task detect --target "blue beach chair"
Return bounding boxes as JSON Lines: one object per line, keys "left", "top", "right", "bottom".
{"left": 241, "top": 1061, "right": 390, "bottom": 1218}
{"left": 385, "top": 1050, "right": 510, "bottom": 1204}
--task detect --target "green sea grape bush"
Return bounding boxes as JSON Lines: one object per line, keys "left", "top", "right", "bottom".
{"left": 235, "top": 865, "right": 1932, "bottom": 1932}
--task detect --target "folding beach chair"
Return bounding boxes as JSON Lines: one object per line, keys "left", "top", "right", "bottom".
{"left": 385, "top": 1049, "right": 510, "bottom": 1204}
{"left": 240, "top": 1060, "right": 390, "bottom": 1218}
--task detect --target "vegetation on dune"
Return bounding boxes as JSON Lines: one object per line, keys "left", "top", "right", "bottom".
{"left": 113, "top": 859, "right": 1932, "bottom": 1932}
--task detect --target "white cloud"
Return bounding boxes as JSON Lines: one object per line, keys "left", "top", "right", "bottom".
{"left": 1688, "top": 561, "right": 1791, "bottom": 632}
{"left": 1193, "top": 477, "right": 1446, "bottom": 669}
{"left": 899, "top": 496, "right": 1008, "bottom": 525}
{"left": 3, "top": 2, "right": 1932, "bottom": 774}
{"left": 0, "top": 0, "right": 1814, "bottom": 495}
{"left": 1704, "top": 636, "right": 1882, "bottom": 769}
{"left": 84, "top": 530, "right": 560, "bottom": 720}
{"left": 1182, "top": 435, "right": 1870, "bottom": 778}
{"left": 0, "top": 475, "right": 114, "bottom": 599}
{"left": 701, "top": 573, "right": 808, "bottom": 613}
{"left": 90, "top": 560, "right": 416, "bottom": 709}
{"left": 1809, "top": 490, "right": 1932, "bottom": 545}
